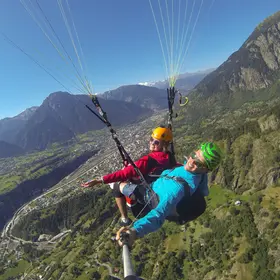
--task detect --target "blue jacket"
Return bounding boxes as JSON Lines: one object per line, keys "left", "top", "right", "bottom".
{"left": 132, "top": 166, "right": 208, "bottom": 237}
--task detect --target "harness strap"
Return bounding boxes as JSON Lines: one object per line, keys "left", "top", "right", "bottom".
{"left": 148, "top": 173, "right": 191, "bottom": 197}
{"left": 145, "top": 156, "right": 173, "bottom": 183}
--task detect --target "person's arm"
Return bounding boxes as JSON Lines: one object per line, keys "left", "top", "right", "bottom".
{"left": 81, "top": 177, "right": 103, "bottom": 188}
{"left": 132, "top": 183, "right": 185, "bottom": 237}
{"left": 103, "top": 156, "right": 149, "bottom": 184}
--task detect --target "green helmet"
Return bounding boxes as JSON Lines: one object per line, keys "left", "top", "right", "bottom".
{"left": 200, "top": 142, "right": 223, "bottom": 171}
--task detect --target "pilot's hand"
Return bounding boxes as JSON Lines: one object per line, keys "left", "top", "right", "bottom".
{"left": 81, "top": 178, "right": 102, "bottom": 188}
{"left": 116, "top": 227, "right": 137, "bottom": 247}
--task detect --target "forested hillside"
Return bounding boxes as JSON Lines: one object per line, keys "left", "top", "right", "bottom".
{"left": 2, "top": 96, "right": 280, "bottom": 280}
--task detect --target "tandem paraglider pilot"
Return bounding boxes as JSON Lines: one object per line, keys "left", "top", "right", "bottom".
{"left": 115, "top": 142, "right": 222, "bottom": 247}
{"left": 82, "top": 141, "right": 223, "bottom": 247}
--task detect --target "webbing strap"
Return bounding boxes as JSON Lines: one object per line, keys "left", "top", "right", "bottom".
{"left": 149, "top": 173, "right": 191, "bottom": 197}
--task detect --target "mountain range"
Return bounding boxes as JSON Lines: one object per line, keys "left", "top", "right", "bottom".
{"left": 1, "top": 91, "right": 155, "bottom": 152}
{"left": 139, "top": 69, "right": 215, "bottom": 92}
{"left": 0, "top": 70, "right": 210, "bottom": 156}
{"left": 0, "top": 141, "right": 24, "bottom": 158}
{"left": 0, "top": 107, "right": 38, "bottom": 144}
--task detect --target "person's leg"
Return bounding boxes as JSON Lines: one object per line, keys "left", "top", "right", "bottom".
{"left": 110, "top": 182, "right": 131, "bottom": 226}
{"left": 118, "top": 182, "right": 143, "bottom": 224}
{"left": 115, "top": 196, "right": 128, "bottom": 219}
{"left": 119, "top": 182, "right": 136, "bottom": 200}
{"left": 120, "top": 183, "right": 153, "bottom": 219}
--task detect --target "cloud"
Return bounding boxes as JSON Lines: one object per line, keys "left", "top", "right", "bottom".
{"left": 138, "top": 82, "right": 151, "bottom": 86}
{"left": 138, "top": 81, "right": 157, "bottom": 86}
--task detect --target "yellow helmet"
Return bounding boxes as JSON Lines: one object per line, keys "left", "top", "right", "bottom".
{"left": 151, "top": 126, "right": 173, "bottom": 142}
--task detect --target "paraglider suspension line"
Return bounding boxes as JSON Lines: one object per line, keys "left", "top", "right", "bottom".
{"left": 85, "top": 96, "right": 154, "bottom": 193}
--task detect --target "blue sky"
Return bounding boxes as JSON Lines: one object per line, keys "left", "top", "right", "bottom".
{"left": 0, "top": 0, "right": 279, "bottom": 119}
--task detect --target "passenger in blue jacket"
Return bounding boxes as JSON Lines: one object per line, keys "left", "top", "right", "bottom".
{"left": 116, "top": 142, "right": 223, "bottom": 246}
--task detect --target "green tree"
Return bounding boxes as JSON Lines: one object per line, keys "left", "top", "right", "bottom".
{"left": 238, "top": 250, "right": 253, "bottom": 263}
{"left": 71, "top": 265, "right": 82, "bottom": 277}
{"left": 91, "top": 269, "right": 101, "bottom": 279}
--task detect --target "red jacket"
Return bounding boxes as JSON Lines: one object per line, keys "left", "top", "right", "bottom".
{"left": 103, "top": 151, "right": 173, "bottom": 184}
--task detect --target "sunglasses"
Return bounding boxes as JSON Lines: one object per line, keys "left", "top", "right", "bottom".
{"left": 150, "top": 137, "right": 161, "bottom": 146}
{"left": 187, "top": 151, "right": 206, "bottom": 168}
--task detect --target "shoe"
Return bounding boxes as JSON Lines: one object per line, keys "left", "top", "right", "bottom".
{"left": 119, "top": 217, "right": 132, "bottom": 227}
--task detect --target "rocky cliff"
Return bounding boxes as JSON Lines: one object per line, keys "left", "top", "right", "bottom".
{"left": 195, "top": 11, "right": 280, "bottom": 100}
